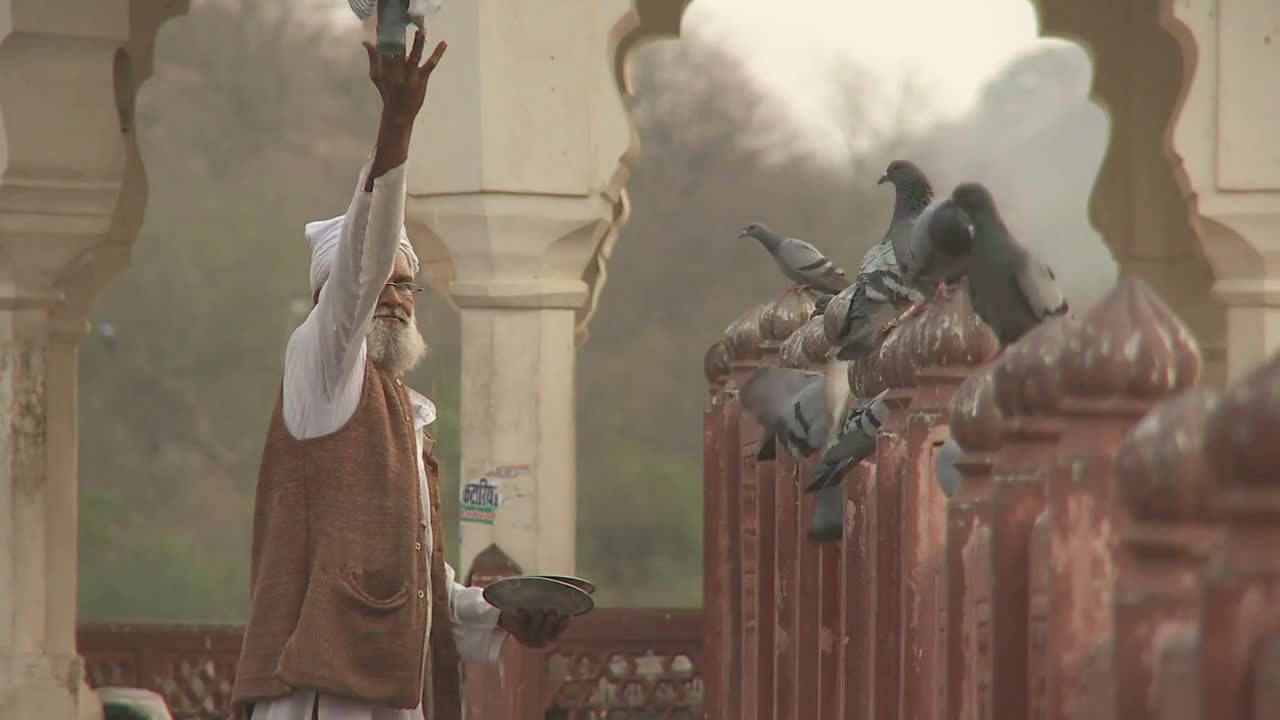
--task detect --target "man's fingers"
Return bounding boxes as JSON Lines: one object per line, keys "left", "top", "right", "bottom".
{"left": 423, "top": 40, "right": 447, "bottom": 72}
{"left": 407, "top": 29, "right": 426, "bottom": 65}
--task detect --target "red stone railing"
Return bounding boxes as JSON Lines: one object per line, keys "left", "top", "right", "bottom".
{"left": 79, "top": 608, "right": 702, "bottom": 719}
{"left": 702, "top": 276, "right": 1280, "bottom": 720}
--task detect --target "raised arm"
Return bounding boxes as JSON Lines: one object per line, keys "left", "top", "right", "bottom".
{"left": 308, "top": 29, "right": 448, "bottom": 396}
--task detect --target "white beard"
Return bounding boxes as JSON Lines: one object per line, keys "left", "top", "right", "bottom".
{"left": 367, "top": 306, "right": 428, "bottom": 376}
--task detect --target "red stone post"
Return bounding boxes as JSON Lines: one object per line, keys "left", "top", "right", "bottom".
{"left": 1046, "top": 278, "right": 1200, "bottom": 720}
{"left": 717, "top": 303, "right": 766, "bottom": 720}
{"left": 894, "top": 286, "right": 998, "bottom": 720}
{"left": 702, "top": 339, "right": 731, "bottom": 720}
{"left": 1111, "top": 386, "right": 1222, "bottom": 720}
{"left": 987, "top": 316, "right": 1074, "bottom": 720}
{"left": 946, "top": 364, "right": 1003, "bottom": 720}
{"left": 757, "top": 290, "right": 821, "bottom": 720}
{"left": 1199, "top": 349, "right": 1280, "bottom": 720}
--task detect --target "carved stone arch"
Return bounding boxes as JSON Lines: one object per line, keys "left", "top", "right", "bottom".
{"left": 572, "top": 0, "right": 695, "bottom": 346}
{"left": 1029, "top": 0, "right": 1225, "bottom": 385}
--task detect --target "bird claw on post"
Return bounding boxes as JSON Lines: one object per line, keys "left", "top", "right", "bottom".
{"left": 932, "top": 281, "right": 951, "bottom": 302}
{"left": 788, "top": 283, "right": 811, "bottom": 294}
{"left": 877, "top": 318, "right": 900, "bottom": 339}
{"left": 890, "top": 301, "right": 927, "bottom": 331}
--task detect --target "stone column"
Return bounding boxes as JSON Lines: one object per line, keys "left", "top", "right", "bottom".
{"left": 1031, "top": 0, "right": 1228, "bottom": 385}
{"left": 1035, "top": 0, "right": 1280, "bottom": 385}
{"left": 1164, "top": 0, "right": 1280, "bottom": 383}
{"left": 0, "top": 2, "right": 187, "bottom": 719}
{"left": 402, "top": 0, "right": 691, "bottom": 577}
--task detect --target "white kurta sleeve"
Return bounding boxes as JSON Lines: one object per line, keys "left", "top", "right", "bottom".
{"left": 444, "top": 561, "right": 508, "bottom": 663}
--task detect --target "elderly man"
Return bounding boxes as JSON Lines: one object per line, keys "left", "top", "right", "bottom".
{"left": 230, "top": 26, "right": 567, "bottom": 720}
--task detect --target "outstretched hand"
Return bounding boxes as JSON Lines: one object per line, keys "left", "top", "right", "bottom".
{"left": 362, "top": 28, "right": 447, "bottom": 125}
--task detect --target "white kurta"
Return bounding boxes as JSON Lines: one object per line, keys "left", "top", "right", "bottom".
{"left": 253, "top": 157, "right": 506, "bottom": 720}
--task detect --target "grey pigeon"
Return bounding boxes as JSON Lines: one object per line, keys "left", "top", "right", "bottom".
{"left": 878, "top": 160, "right": 976, "bottom": 323}
{"left": 831, "top": 237, "right": 921, "bottom": 360}
{"left": 740, "top": 362, "right": 852, "bottom": 463}
{"left": 950, "top": 182, "right": 1069, "bottom": 345}
{"left": 808, "top": 484, "right": 846, "bottom": 543}
{"left": 901, "top": 197, "right": 976, "bottom": 300}
{"left": 738, "top": 223, "right": 850, "bottom": 295}
{"left": 934, "top": 433, "right": 963, "bottom": 498}
{"left": 879, "top": 159, "right": 935, "bottom": 276}
{"left": 804, "top": 388, "right": 891, "bottom": 493}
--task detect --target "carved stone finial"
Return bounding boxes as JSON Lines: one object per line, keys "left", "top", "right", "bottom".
{"left": 1115, "top": 386, "right": 1221, "bottom": 522}
{"left": 949, "top": 363, "right": 1004, "bottom": 453}
{"left": 780, "top": 315, "right": 829, "bottom": 369}
{"left": 991, "top": 316, "right": 1076, "bottom": 417}
{"left": 759, "top": 288, "right": 819, "bottom": 349}
{"left": 722, "top": 303, "right": 766, "bottom": 364}
{"left": 912, "top": 281, "right": 1000, "bottom": 373}
{"left": 849, "top": 351, "right": 888, "bottom": 399}
{"left": 1204, "top": 349, "right": 1280, "bottom": 489}
{"left": 1058, "top": 278, "right": 1201, "bottom": 401}
{"left": 704, "top": 339, "right": 731, "bottom": 386}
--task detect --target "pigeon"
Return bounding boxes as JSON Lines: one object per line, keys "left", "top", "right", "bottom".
{"left": 804, "top": 389, "right": 891, "bottom": 545}
{"left": 808, "top": 484, "right": 846, "bottom": 543}
{"left": 740, "top": 363, "right": 852, "bottom": 463}
{"left": 738, "top": 222, "right": 850, "bottom": 295}
{"left": 830, "top": 236, "right": 921, "bottom": 360}
{"left": 901, "top": 198, "right": 976, "bottom": 301}
{"left": 804, "top": 388, "right": 891, "bottom": 493}
{"left": 934, "top": 433, "right": 963, "bottom": 498}
{"left": 879, "top": 160, "right": 936, "bottom": 276}
{"left": 877, "top": 160, "right": 975, "bottom": 328}
{"left": 950, "top": 182, "right": 1068, "bottom": 346}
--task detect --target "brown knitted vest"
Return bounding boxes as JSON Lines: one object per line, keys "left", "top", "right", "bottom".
{"left": 231, "top": 359, "right": 461, "bottom": 718}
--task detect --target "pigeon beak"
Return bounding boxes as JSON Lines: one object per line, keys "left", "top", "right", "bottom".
{"left": 737, "top": 230, "right": 747, "bottom": 238}
{"left": 877, "top": 174, "right": 889, "bottom": 185}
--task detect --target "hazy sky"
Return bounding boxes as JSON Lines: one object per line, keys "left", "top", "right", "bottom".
{"left": 686, "top": 0, "right": 1043, "bottom": 139}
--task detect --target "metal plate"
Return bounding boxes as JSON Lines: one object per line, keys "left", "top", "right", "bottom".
{"left": 534, "top": 575, "right": 597, "bottom": 595}
{"left": 482, "top": 576, "right": 594, "bottom": 617}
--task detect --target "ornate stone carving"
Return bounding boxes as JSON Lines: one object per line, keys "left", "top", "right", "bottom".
{"left": 1059, "top": 278, "right": 1201, "bottom": 401}
{"left": 949, "top": 365, "right": 1004, "bottom": 454}
{"left": 779, "top": 315, "right": 829, "bottom": 370}
{"left": 1204, "top": 348, "right": 1280, "bottom": 489}
{"left": 1114, "top": 386, "right": 1221, "bottom": 523}
{"left": 990, "top": 316, "right": 1076, "bottom": 418}
{"left": 704, "top": 339, "right": 731, "bottom": 387}
{"left": 759, "top": 289, "right": 820, "bottom": 352}
{"left": 722, "top": 304, "right": 766, "bottom": 365}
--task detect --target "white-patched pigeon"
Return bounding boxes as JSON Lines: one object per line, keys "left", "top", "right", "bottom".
{"left": 738, "top": 223, "right": 850, "bottom": 295}
{"left": 950, "top": 182, "right": 1069, "bottom": 346}
{"left": 804, "top": 388, "right": 891, "bottom": 493}
{"left": 740, "top": 362, "right": 852, "bottom": 463}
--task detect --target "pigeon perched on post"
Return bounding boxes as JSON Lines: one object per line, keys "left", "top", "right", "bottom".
{"left": 830, "top": 237, "right": 920, "bottom": 360}
{"left": 950, "top": 182, "right": 1068, "bottom": 346}
{"left": 738, "top": 223, "right": 850, "bottom": 295}
{"left": 878, "top": 160, "right": 975, "bottom": 330}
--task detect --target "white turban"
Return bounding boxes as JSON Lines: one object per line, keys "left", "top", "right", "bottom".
{"left": 305, "top": 214, "right": 420, "bottom": 295}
